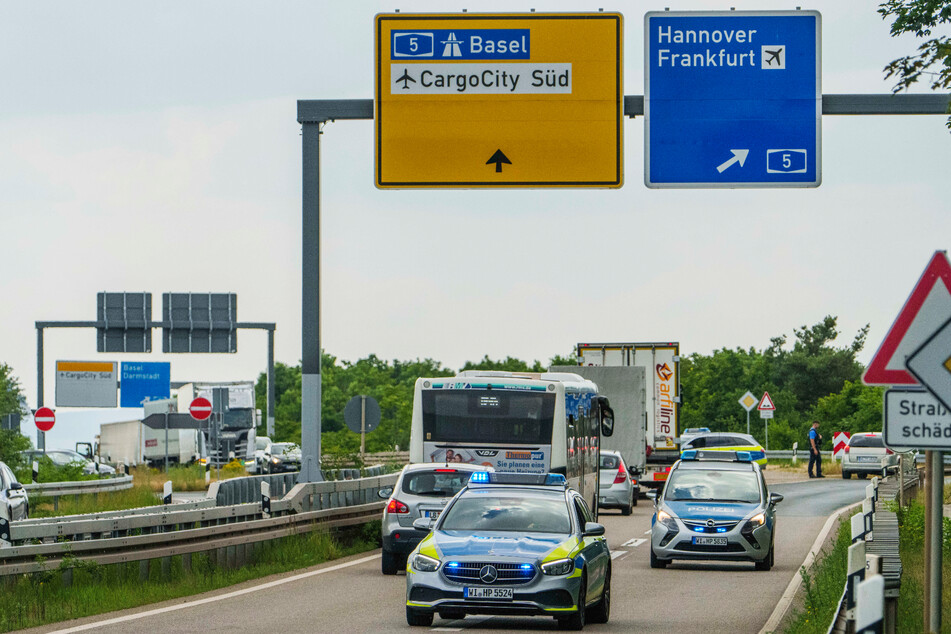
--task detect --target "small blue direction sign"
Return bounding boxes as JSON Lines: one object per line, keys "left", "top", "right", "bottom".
{"left": 120, "top": 361, "right": 171, "bottom": 408}
{"left": 645, "top": 10, "right": 821, "bottom": 188}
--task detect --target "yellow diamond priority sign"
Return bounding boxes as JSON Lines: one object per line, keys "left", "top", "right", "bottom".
{"left": 375, "top": 13, "right": 623, "bottom": 188}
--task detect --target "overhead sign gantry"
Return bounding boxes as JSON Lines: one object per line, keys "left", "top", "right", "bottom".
{"left": 375, "top": 12, "right": 623, "bottom": 188}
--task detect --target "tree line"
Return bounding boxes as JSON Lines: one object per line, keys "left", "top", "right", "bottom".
{"left": 249, "top": 315, "right": 881, "bottom": 455}
{"left": 0, "top": 315, "right": 882, "bottom": 466}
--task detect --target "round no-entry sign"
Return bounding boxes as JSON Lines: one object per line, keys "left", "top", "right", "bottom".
{"left": 189, "top": 397, "right": 213, "bottom": 421}
{"left": 35, "top": 407, "right": 55, "bottom": 432}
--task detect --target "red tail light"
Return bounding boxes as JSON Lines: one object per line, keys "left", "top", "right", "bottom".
{"left": 844, "top": 445, "right": 850, "bottom": 454}
{"left": 614, "top": 464, "right": 627, "bottom": 485}
{"left": 885, "top": 448, "right": 894, "bottom": 455}
{"left": 645, "top": 444, "right": 653, "bottom": 458}
{"left": 386, "top": 499, "right": 409, "bottom": 514}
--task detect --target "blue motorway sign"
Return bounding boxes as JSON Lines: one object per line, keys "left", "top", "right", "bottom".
{"left": 120, "top": 361, "right": 171, "bottom": 408}
{"left": 645, "top": 11, "right": 821, "bottom": 188}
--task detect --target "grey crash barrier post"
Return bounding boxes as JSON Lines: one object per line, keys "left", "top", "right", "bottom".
{"left": 163, "top": 480, "right": 172, "bottom": 505}
{"left": 792, "top": 441, "right": 798, "bottom": 464}
{"left": 261, "top": 481, "right": 271, "bottom": 518}
{"left": 0, "top": 502, "right": 10, "bottom": 548}
{"left": 846, "top": 540, "right": 867, "bottom": 621}
{"left": 205, "top": 461, "right": 211, "bottom": 485}
{"left": 855, "top": 575, "right": 885, "bottom": 634}
{"left": 851, "top": 513, "right": 867, "bottom": 543}
{"left": 32, "top": 460, "right": 38, "bottom": 485}
{"left": 862, "top": 498, "right": 874, "bottom": 540}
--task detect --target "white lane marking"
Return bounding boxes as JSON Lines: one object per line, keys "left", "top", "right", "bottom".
{"left": 45, "top": 553, "right": 382, "bottom": 633}
{"left": 643, "top": 529, "right": 652, "bottom": 535}
{"left": 621, "top": 538, "right": 647, "bottom": 548}
{"left": 610, "top": 550, "right": 628, "bottom": 561}
{"left": 434, "top": 615, "right": 494, "bottom": 631}
{"left": 758, "top": 501, "right": 861, "bottom": 634}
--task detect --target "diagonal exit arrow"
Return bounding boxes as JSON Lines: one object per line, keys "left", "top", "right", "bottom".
{"left": 486, "top": 149, "right": 512, "bottom": 173}
{"left": 716, "top": 149, "right": 749, "bottom": 173}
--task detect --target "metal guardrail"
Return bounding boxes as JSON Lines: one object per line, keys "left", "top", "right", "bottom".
{"left": 23, "top": 474, "right": 134, "bottom": 498}
{"left": 0, "top": 473, "right": 398, "bottom": 577}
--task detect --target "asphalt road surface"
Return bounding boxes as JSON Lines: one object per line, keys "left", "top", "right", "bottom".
{"left": 28, "top": 478, "right": 868, "bottom": 634}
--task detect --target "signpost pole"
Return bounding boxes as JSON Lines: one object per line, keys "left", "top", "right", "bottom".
{"left": 360, "top": 395, "right": 366, "bottom": 461}
{"left": 927, "top": 451, "right": 943, "bottom": 632}
{"left": 923, "top": 451, "right": 933, "bottom": 626}
{"left": 765, "top": 418, "right": 768, "bottom": 452}
{"left": 164, "top": 410, "right": 169, "bottom": 472}
{"left": 267, "top": 327, "right": 276, "bottom": 438}
{"left": 746, "top": 410, "right": 750, "bottom": 436}
{"left": 36, "top": 325, "right": 45, "bottom": 452}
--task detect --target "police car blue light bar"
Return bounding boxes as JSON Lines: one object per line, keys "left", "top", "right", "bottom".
{"left": 467, "top": 472, "right": 567, "bottom": 486}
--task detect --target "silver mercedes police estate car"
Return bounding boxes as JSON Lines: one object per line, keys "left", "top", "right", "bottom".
{"left": 405, "top": 472, "right": 611, "bottom": 630}
{"left": 649, "top": 450, "right": 783, "bottom": 571}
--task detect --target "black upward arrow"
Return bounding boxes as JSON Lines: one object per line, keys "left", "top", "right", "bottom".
{"left": 486, "top": 149, "right": 511, "bottom": 173}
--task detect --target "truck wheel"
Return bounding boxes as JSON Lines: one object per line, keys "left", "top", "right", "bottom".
{"left": 406, "top": 606, "right": 433, "bottom": 627}
{"left": 841, "top": 472, "right": 851, "bottom": 479}
{"left": 632, "top": 491, "right": 638, "bottom": 507}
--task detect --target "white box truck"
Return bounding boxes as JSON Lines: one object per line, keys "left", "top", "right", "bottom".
{"left": 95, "top": 420, "right": 205, "bottom": 467}
{"left": 572, "top": 342, "right": 681, "bottom": 491}
{"left": 176, "top": 381, "right": 257, "bottom": 469}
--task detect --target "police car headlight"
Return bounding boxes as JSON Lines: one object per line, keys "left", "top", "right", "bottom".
{"left": 657, "top": 510, "right": 679, "bottom": 532}
{"left": 541, "top": 558, "right": 574, "bottom": 576}
{"left": 412, "top": 553, "right": 441, "bottom": 573}
{"left": 747, "top": 512, "right": 766, "bottom": 528}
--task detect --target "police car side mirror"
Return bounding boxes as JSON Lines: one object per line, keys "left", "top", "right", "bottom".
{"left": 583, "top": 522, "right": 605, "bottom": 537}
{"left": 413, "top": 517, "right": 434, "bottom": 531}
{"left": 769, "top": 492, "right": 784, "bottom": 505}
{"left": 378, "top": 486, "right": 393, "bottom": 499}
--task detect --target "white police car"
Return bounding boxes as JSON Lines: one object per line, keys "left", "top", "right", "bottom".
{"left": 649, "top": 450, "right": 783, "bottom": 571}
{"left": 405, "top": 472, "right": 611, "bottom": 630}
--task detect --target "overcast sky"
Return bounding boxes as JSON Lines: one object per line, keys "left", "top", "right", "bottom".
{"left": 2, "top": 1, "right": 949, "bottom": 448}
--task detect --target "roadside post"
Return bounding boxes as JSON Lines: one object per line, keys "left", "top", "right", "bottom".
{"left": 31, "top": 461, "right": 38, "bottom": 485}
{"left": 758, "top": 392, "right": 775, "bottom": 450}
{"left": 792, "top": 442, "right": 798, "bottom": 465}
{"left": 261, "top": 481, "right": 271, "bottom": 519}
{"left": 344, "top": 395, "right": 381, "bottom": 462}
{"left": 864, "top": 251, "right": 951, "bottom": 633}
{"left": 738, "top": 391, "right": 757, "bottom": 435}
{"left": 162, "top": 480, "right": 172, "bottom": 505}
{"left": 846, "top": 539, "right": 867, "bottom": 621}
{"left": 0, "top": 502, "right": 10, "bottom": 547}
{"left": 855, "top": 575, "right": 885, "bottom": 634}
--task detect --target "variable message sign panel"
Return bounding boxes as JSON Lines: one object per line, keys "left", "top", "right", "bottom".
{"left": 375, "top": 13, "right": 622, "bottom": 188}
{"left": 645, "top": 10, "right": 821, "bottom": 188}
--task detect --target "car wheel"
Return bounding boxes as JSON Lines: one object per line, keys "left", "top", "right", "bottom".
{"left": 650, "top": 549, "right": 668, "bottom": 569}
{"left": 406, "top": 606, "right": 433, "bottom": 627}
{"left": 755, "top": 544, "right": 774, "bottom": 571}
{"left": 858, "top": 473, "right": 868, "bottom": 480}
{"left": 841, "top": 471, "right": 851, "bottom": 479}
{"left": 381, "top": 549, "right": 400, "bottom": 575}
{"left": 587, "top": 565, "right": 610, "bottom": 624}
{"left": 559, "top": 570, "right": 586, "bottom": 630}
{"left": 621, "top": 496, "right": 633, "bottom": 516}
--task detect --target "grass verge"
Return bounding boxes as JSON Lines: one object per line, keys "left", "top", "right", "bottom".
{"left": 28, "top": 484, "right": 162, "bottom": 518}
{"left": 768, "top": 457, "right": 843, "bottom": 476}
{"left": 0, "top": 520, "right": 381, "bottom": 633}
{"left": 895, "top": 488, "right": 951, "bottom": 633}
{"left": 782, "top": 511, "right": 854, "bottom": 634}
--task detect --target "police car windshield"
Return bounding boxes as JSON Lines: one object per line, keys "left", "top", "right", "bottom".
{"left": 665, "top": 469, "right": 761, "bottom": 503}
{"left": 440, "top": 492, "right": 571, "bottom": 533}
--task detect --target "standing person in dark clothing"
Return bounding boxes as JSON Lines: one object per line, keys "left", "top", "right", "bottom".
{"left": 808, "top": 420, "right": 824, "bottom": 478}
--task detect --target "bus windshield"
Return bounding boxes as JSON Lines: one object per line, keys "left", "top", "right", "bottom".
{"left": 421, "top": 390, "right": 555, "bottom": 445}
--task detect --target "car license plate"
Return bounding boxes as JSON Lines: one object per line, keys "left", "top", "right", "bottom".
{"left": 425, "top": 510, "right": 441, "bottom": 519}
{"left": 465, "top": 587, "right": 513, "bottom": 600}
{"left": 856, "top": 456, "right": 878, "bottom": 463}
{"left": 693, "top": 536, "right": 728, "bottom": 546}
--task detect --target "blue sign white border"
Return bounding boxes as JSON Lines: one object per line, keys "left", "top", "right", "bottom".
{"left": 643, "top": 10, "right": 822, "bottom": 189}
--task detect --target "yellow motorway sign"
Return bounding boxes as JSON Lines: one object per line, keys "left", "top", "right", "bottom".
{"left": 375, "top": 13, "right": 623, "bottom": 188}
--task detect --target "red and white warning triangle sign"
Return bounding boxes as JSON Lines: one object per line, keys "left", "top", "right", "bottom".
{"left": 863, "top": 251, "right": 951, "bottom": 385}
{"left": 758, "top": 391, "right": 776, "bottom": 411}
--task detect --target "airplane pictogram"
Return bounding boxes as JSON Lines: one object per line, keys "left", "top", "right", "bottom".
{"left": 394, "top": 69, "right": 416, "bottom": 90}
{"left": 764, "top": 48, "right": 783, "bottom": 66}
